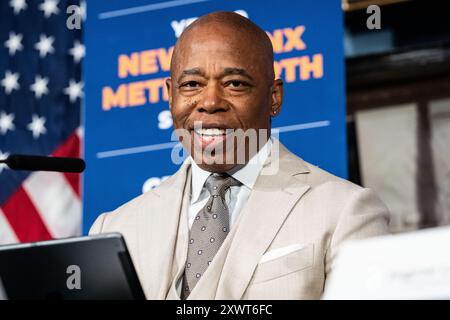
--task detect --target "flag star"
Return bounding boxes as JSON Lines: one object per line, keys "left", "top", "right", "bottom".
{"left": 0, "top": 111, "right": 15, "bottom": 135}
{"left": 4, "top": 31, "right": 23, "bottom": 56}
{"left": 35, "top": 34, "right": 55, "bottom": 58}
{"left": 9, "top": 0, "right": 27, "bottom": 15}
{"left": 64, "top": 79, "right": 84, "bottom": 103}
{"left": 39, "top": 0, "right": 59, "bottom": 18}
{"left": 27, "top": 114, "right": 47, "bottom": 139}
{"left": 1, "top": 70, "right": 20, "bottom": 94}
{"left": 69, "top": 40, "right": 85, "bottom": 63}
{"left": 0, "top": 151, "right": 10, "bottom": 174}
{"left": 30, "top": 75, "right": 49, "bottom": 99}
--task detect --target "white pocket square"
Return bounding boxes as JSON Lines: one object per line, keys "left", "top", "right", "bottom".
{"left": 259, "top": 243, "right": 307, "bottom": 264}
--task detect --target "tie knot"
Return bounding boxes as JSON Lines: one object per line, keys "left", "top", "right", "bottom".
{"left": 205, "top": 173, "right": 241, "bottom": 197}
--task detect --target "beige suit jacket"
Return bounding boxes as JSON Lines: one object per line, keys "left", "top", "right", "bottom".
{"left": 89, "top": 142, "right": 390, "bottom": 299}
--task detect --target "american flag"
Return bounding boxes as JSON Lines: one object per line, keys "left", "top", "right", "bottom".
{"left": 0, "top": 0, "right": 84, "bottom": 244}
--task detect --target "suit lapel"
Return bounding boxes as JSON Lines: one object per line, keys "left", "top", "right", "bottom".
{"left": 137, "top": 160, "right": 191, "bottom": 299}
{"left": 215, "top": 142, "right": 311, "bottom": 299}
{"left": 137, "top": 141, "right": 311, "bottom": 300}
{"left": 167, "top": 167, "right": 192, "bottom": 299}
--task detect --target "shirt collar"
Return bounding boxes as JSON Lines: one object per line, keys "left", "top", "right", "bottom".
{"left": 190, "top": 160, "right": 213, "bottom": 204}
{"left": 189, "top": 138, "right": 272, "bottom": 204}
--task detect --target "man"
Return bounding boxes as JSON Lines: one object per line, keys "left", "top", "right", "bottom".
{"left": 90, "top": 11, "right": 390, "bottom": 299}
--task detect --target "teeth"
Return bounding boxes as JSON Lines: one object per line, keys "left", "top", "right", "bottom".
{"left": 194, "top": 128, "right": 226, "bottom": 136}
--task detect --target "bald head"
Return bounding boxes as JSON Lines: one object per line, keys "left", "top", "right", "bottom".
{"left": 170, "top": 11, "right": 275, "bottom": 82}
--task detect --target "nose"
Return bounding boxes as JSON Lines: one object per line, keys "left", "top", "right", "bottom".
{"left": 197, "top": 83, "right": 228, "bottom": 114}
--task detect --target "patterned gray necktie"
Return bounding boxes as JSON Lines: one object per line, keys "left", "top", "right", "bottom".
{"left": 181, "top": 173, "right": 241, "bottom": 299}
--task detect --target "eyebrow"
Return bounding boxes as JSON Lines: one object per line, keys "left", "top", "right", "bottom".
{"left": 223, "top": 68, "right": 254, "bottom": 81}
{"left": 177, "top": 67, "right": 254, "bottom": 82}
{"left": 177, "top": 68, "right": 205, "bottom": 82}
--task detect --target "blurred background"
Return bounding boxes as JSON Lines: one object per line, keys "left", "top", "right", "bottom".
{"left": 344, "top": 0, "right": 450, "bottom": 232}
{"left": 0, "top": 0, "right": 449, "bottom": 245}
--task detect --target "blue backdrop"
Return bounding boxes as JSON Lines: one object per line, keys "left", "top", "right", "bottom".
{"left": 83, "top": 0, "right": 346, "bottom": 233}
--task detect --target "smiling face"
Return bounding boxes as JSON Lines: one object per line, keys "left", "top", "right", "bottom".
{"left": 166, "top": 13, "right": 283, "bottom": 172}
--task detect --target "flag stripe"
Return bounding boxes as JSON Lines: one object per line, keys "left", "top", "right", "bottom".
{"left": 2, "top": 187, "right": 53, "bottom": 242}
{"left": 0, "top": 208, "right": 18, "bottom": 244}
{"left": 52, "top": 132, "right": 81, "bottom": 197}
{"left": 23, "top": 171, "right": 81, "bottom": 239}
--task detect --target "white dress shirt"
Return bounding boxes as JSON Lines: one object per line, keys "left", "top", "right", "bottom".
{"left": 176, "top": 138, "right": 272, "bottom": 296}
{"left": 188, "top": 138, "right": 272, "bottom": 229}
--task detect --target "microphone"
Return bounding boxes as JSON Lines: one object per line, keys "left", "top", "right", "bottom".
{"left": 0, "top": 154, "right": 86, "bottom": 173}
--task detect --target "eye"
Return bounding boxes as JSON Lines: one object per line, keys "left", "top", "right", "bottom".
{"left": 226, "top": 80, "right": 249, "bottom": 89}
{"left": 180, "top": 81, "right": 200, "bottom": 88}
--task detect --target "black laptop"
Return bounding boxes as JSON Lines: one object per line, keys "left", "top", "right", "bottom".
{"left": 0, "top": 233, "right": 146, "bottom": 300}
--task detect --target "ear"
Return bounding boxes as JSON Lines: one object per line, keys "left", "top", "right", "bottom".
{"left": 165, "top": 77, "right": 173, "bottom": 110}
{"left": 270, "top": 79, "right": 284, "bottom": 117}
